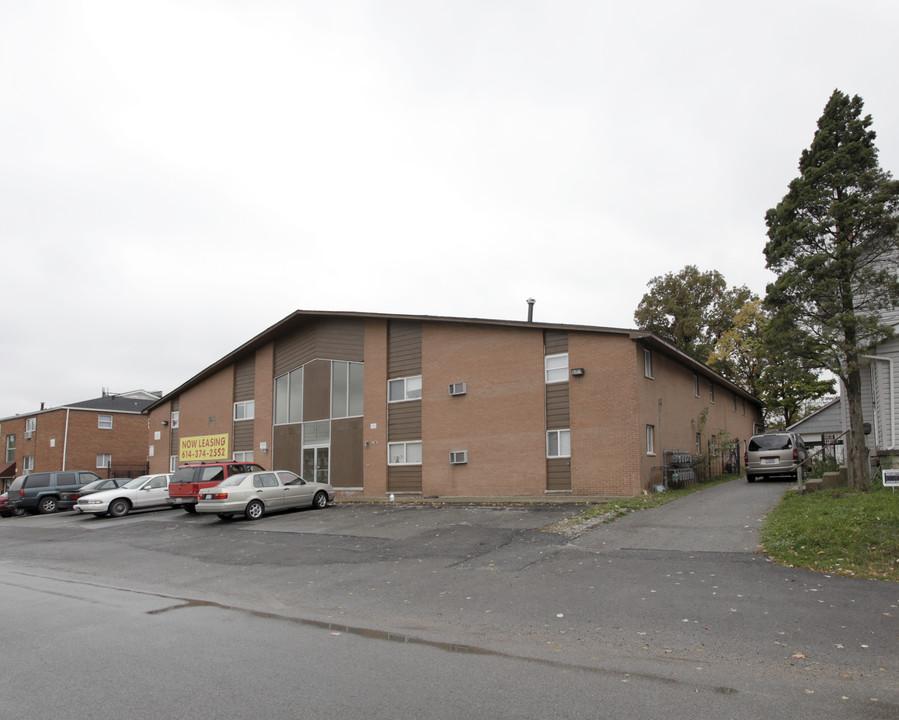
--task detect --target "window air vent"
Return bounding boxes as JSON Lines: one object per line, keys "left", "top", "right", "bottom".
{"left": 24, "top": 431, "right": 32, "bottom": 440}
{"left": 448, "top": 382, "right": 467, "bottom": 396}
{"left": 449, "top": 450, "right": 468, "bottom": 465}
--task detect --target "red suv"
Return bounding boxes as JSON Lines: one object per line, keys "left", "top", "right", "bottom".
{"left": 167, "top": 462, "right": 265, "bottom": 512}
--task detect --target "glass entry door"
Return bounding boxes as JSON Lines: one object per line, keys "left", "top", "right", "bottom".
{"left": 303, "top": 447, "right": 329, "bottom": 484}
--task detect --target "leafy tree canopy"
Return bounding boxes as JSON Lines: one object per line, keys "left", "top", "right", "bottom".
{"left": 764, "top": 89, "right": 899, "bottom": 489}
{"left": 709, "top": 299, "right": 835, "bottom": 428}
{"left": 634, "top": 265, "right": 755, "bottom": 362}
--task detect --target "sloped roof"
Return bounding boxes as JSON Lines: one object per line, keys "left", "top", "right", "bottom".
{"left": 146, "top": 309, "right": 763, "bottom": 413}
{"left": 0, "top": 393, "right": 156, "bottom": 422}
{"left": 65, "top": 395, "right": 156, "bottom": 413}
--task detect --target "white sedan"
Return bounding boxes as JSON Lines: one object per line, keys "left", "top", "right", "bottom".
{"left": 195, "top": 470, "right": 335, "bottom": 520}
{"left": 75, "top": 474, "right": 173, "bottom": 518}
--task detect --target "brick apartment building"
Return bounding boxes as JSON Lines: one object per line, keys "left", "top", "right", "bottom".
{"left": 144, "top": 311, "right": 763, "bottom": 498}
{"left": 0, "top": 390, "right": 158, "bottom": 491}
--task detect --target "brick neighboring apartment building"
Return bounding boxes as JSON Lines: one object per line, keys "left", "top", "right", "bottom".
{"left": 145, "top": 311, "right": 764, "bottom": 498}
{"left": 0, "top": 390, "right": 158, "bottom": 492}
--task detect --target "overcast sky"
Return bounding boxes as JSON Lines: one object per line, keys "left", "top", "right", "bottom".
{"left": 2, "top": 1, "right": 898, "bottom": 418}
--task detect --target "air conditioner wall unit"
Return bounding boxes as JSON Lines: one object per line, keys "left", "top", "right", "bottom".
{"left": 24, "top": 431, "right": 32, "bottom": 439}
{"left": 449, "top": 450, "right": 468, "bottom": 465}
{"left": 448, "top": 382, "right": 467, "bottom": 396}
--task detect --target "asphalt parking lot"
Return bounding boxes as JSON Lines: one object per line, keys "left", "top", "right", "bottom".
{"left": 2, "top": 478, "right": 897, "bottom": 714}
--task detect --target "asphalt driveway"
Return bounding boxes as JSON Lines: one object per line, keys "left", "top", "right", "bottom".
{"left": 573, "top": 475, "right": 790, "bottom": 553}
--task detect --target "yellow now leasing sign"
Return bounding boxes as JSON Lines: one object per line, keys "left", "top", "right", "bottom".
{"left": 179, "top": 434, "right": 230, "bottom": 463}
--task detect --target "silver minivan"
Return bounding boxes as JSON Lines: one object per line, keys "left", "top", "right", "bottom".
{"left": 745, "top": 432, "right": 807, "bottom": 482}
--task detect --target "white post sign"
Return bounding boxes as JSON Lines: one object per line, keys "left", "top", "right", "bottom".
{"left": 882, "top": 469, "right": 899, "bottom": 489}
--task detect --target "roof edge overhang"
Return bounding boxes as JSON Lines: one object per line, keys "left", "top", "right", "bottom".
{"left": 144, "top": 309, "right": 762, "bottom": 412}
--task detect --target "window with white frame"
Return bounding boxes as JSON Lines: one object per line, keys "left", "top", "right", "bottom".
{"left": 5, "top": 435, "right": 15, "bottom": 462}
{"left": 98, "top": 415, "right": 113, "bottom": 430}
{"left": 274, "top": 366, "right": 304, "bottom": 424}
{"left": 388, "top": 375, "right": 422, "bottom": 403}
{"left": 644, "top": 349, "right": 653, "bottom": 379}
{"left": 96, "top": 453, "right": 111, "bottom": 469}
{"left": 23, "top": 455, "right": 34, "bottom": 472}
{"left": 695, "top": 433, "right": 702, "bottom": 455}
{"left": 646, "top": 425, "right": 655, "bottom": 455}
{"left": 332, "top": 361, "right": 364, "bottom": 418}
{"left": 545, "top": 353, "right": 568, "bottom": 384}
{"left": 709, "top": 383, "right": 715, "bottom": 403}
{"left": 169, "top": 455, "right": 178, "bottom": 472}
{"left": 546, "top": 429, "right": 571, "bottom": 458}
{"left": 234, "top": 400, "right": 255, "bottom": 421}
{"left": 233, "top": 450, "right": 255, "bottom": 462}
{"left": 693, "top": 374, "right": 699, "bottom": 397}
{"left": 171, "top": 411, "right": 179, "bottom": 429}
{"left": 388, "top": 440, "right": 422, "bottom": 465}
{"left": 25, "top": 417, "right": 36, "bottom": 432}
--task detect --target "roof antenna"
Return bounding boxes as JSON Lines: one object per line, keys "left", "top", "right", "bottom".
{"left": 526, "top": 298, "right": 536, "bottom": 322}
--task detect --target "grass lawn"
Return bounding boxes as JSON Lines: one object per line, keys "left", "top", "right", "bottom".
{"left": 760, "top": 480, "right": 899, "bottom": 582}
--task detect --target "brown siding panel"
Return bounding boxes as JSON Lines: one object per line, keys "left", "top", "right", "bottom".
{"left": 546, "top": 383, "right": 570, "bottom": 429}
{"left": 303, "top": 359, "right": 332, "bottom": 421}
{"left": 544, "top": 330, "right": 568, "bottom": 355}
{"left": 233, "top": 420, "right": 253, "bottom": 452}
{"left": 388, "top": 400, "right": 422, "bottom": 441}
{"left": 234, "top": 356, "right": 255, "bottom": 402}
{"left": 388, "top": 321, "right": 422, "bottom": 377}
{"left": 274, "top": 319, "right": 364, "bottom": 377}
{"left": 272, "top": 424, "right": 302, "bottom": 476}
{"left": 331, "top": 417, "right": 362, "bottom": 487}
{"left": 546, "top": 457, "right": 571, "bottom": 491}
{"left": 388, "top": 465, "right": 422, "bottom": 493}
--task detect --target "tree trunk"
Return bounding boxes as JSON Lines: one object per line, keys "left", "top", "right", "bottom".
{"left": 844, "top": 364, "right": 870, "bottom": 491}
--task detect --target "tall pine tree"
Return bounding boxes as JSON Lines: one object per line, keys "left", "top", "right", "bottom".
{"left": 765, "top": 90, "right": 899, "bottom": 490}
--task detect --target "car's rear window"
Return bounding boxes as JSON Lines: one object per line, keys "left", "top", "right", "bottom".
{"left": 24, "top": 473, "right": 51, "bottom": 488}
{"left": 219, "top": 473, "right": 249, "bottom": 487}
{"left": 172, "top": 468, "right": 196, "bottom": 483}
{"left": 749, "top": 435, "right": 792, "bottom": 451}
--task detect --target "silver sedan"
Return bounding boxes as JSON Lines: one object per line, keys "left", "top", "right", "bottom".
{"left": 195, "top": 470, "right": 335, "bottom": 521}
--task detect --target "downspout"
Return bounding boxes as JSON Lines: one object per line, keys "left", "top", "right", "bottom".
{"left": 62, "top": 408, "right": 70, "bottom": 470}
{"left": 863, "top": 355, "right": 896, "bottom": 450}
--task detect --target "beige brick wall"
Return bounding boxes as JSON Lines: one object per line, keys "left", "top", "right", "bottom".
{"left": 177, "top": 367, "right": 235, "bottom": 462}
{"left": 636, "top": 343, "right": 763, "bottom": 490}
{"left": 420, "top": 324, "right": 547, "bottom": 496}
{"left": 569, "top": 333, "right": 643, "bottom": 496}
{"left": 139, "top": 318, "right": 765, "bottom": 498}
{"left": 362, "top": 319, "right": 389, "bottom": 496}
{"left": 254, "top": 342, "right": 275, "bottom": 467}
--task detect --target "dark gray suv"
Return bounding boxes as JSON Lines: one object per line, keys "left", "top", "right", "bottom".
{"left": 7, "top": 471, "right": 103, "bottom": 514}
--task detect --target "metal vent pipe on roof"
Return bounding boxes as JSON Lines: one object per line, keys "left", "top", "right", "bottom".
{"left": 527, "top": 298, "right": 535, "bottom": 322}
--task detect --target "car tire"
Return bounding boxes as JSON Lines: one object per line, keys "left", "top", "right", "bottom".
{"left": 108, "top": 499, "right": 132, "bottom": 518}
{"left": 312, "top": 491, "right": 328, "bottom": 510}
{"left": 37, "top": 496, "right": 59, "bottom": 514}
{"left": 183, "top": 505, "right": 197, "bottom": 513}
{"left": 746, "top": 475, "right": 755, "bottom": 483}
{"left": 12, "top": 506, "right": 26, "bottom": 517}
{"left": 244, "top": 500, "right": 264, "bottom": 521}
{"left": 217, "top": 513, "right": 234, "bottom": 520}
